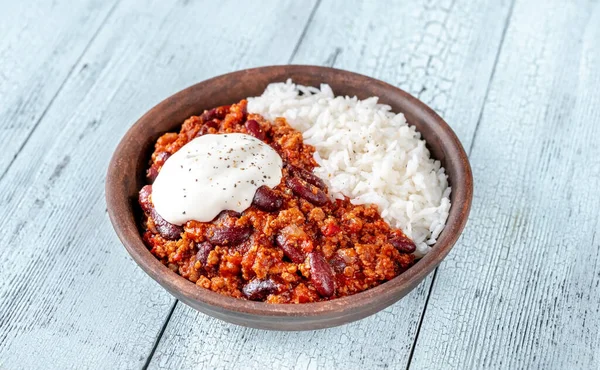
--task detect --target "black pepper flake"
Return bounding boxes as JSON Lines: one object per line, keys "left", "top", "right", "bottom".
{"left": 223, "top": 187, "right": 226, "bottom": 190}
{"left": 182, "top": 211, "right": 186, "bottom": 215}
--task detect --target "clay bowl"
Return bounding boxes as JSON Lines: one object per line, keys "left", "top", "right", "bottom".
{"left": 106, "top": 65, "right": 473, "bottom": 331}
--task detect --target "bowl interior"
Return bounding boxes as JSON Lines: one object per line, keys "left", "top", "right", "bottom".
{"left": 106, "top": 65, "right": 472, "bottom": 328}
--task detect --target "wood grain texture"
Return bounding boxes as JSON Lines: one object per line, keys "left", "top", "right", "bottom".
{"left": 147, "top": 0, "right": 513, "bottom": 368}
{"left": 0, "top": 0, "right": 317, "bottom": 368}
{"left": 0, "top": 0, "right": 119, "bottom": 178}
{"left": 409, "top": 0, "right": 600, "bottom": 369}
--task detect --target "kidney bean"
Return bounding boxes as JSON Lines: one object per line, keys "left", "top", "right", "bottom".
{"left": 196, "top": 120, "right": 219, "bottom": 137}
{"left": 146, "top": 166, "right": 159, "bottom": 183}
{"left": 329, "top": 254, "right": 347, "bottom": 274}
{"left": 309, "top": 252, "right": 335, "bottom": 297}
{"left": 216, "top": 210, "right": 242, "bottom": 220}
{"left": 146, "top": 153, "right": 171, "bottom": 182}
{"left": 139, "top": 185, "right": 153, "bottom": 213}
{"left": 156, "top": 151, "right": 171, "bottom": 164}
{"left": 153, "top": 214, "right": 183, "bottom": 240}
{"left": 200, "top": 106, "right": 229, "bottom": 122}
{"left": 200, "top": 108, "right": 217, "bottom": 121}
{"left": 207, "top": 225, "right": 252, "bottom": 246}
{"left": 252, "top": 186, "right": 283, "bottom": 212}
{"left": 275, "top": 235, "right": 305, "bottom": 264}
{"left": 287, "top": 164, "right": 326, "bottom": 189}
{"left": 286, "top": 177, "right": 328, "bottom": 206}
{"left": 195, "top": 241, "right": 214, "bottom": 265}
{"left": 242, "top": 278, "right": 279, "bottom": 301}
{"left": 270, "top": 141, "right": 283, "bottom": 155}
{"left": 244, "top": 119, "right": 266, "bottom": 141}
{"left": 390, "top": 233, "right": 416, "bottom": 254}
{"left": 205, "top": 120, "right": 219, "bottom": 129}
{"left": 138, "top": 185, "right": 183, "bottom": 240}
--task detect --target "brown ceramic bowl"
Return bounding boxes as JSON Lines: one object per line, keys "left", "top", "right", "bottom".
{"left": 106, "top": 65, "right": 472, "bottom": 331}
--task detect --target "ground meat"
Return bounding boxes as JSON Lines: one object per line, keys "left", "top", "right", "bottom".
{"left": 140, "top": 99, "right": 416, "bottom": 303}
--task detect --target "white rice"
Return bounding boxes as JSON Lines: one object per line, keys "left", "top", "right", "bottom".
{"left": 248, "top": 80, "right": 451, "bottom": 256}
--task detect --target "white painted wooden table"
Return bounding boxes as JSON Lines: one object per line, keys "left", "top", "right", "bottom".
{"left": 1, "top": 0, "right": 599, "bottom": 369}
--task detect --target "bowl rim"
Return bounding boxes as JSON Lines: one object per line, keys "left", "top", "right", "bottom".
{"left": 106, "top": 65, "right": 473, "bottom": 318}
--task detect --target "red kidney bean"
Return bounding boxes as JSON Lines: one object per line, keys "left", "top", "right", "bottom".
{"left": 287, "top": 164, "right": 326, "bottom": 189}
{"left": 252, "top": 186, "right": 283, "bottom": 212}
{"left": 146, "top": 153, "right": 171, "bottom": 182}
{"left": 156, "top": 151, "right": 171, "bottom": 164}
{"left": 201, "top": 106, "right": 229, "bottom": 122}
{"left": 390, "top": 233, "right": 416, "bottom": 254}
{"left": 240, "top": 102, "right": 248, "bottom": 120}
{"left": 153, "top": 213, "right": 183, "bottom": 240}
{"left": 195, "top": 241, "right": 214, "bottom": 265}
{"left": 309, "top": 252, "right": 335, "bottom": 297}
{"left": 197, "top": 126, "right": 209, "bottom": 137}
{"left": 138, "top": 185, "right": 183, "bottom": 240}
{"left": 139, "top": 185, "right": 153, "bottom": 213}
{"left": 197, "top": 120, "right": 219, "bottom": 137}
{"left": 275, "top": 235, "right": 305, "bottom": 264}
{"left": 201, "top": 108, "right": 217, "bottom": 121}
{"left": 270, "top": 141, "right": 283, "bottom": 155}
{"left": 216, "top": 210, "right": 242, "bottom": 220}
{"left": 207, "top": 225, "right": 252, "bottom": 246}
{"left": 329, "top": 254, "right": 347, "bottom": 274}
{"left": 286, "top": 177, "right": 328, "bottom": 206}
{"left": 244, "top": 119, "right": 266, "bottom": 141}
{"left": 276, "top": 225, "right": 309, "bottom": 263}
{"left": 146, "top": 166, "right": 159, "bottom": 183}
{"left": 242, "top": 278, "right": 279, "bottom": 301}
{"left": 205, "top": 120, "right": 219, "bottom": 129}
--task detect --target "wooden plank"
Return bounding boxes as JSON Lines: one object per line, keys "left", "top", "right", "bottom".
{"left": 0, "top": 0, "right": 119, "bottom": 177}
{"left": 147, "top": 0, "right": 514, "bottom": 369}
{"left": 0, "top": 1, "right": 318, "bottom": 368}
{"left": 409, "top": 0, "right": 600, "bottom": 368}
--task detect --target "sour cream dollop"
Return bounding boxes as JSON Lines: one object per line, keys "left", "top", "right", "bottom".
{"left": 152, "top": 133, "right": 283, "bottom": 225}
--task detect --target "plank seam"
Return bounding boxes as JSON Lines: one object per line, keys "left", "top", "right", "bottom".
{"left": 140, "top": 4, "right": 325, "bottom": 364}
{"left": 0, "top": 0, "right": 121, "bottom": 185}
{"left": 142, "top": 300, "right": 178, "bottom": 370}
{"left": 287, "top": 0, "right": 322, "bottom": 64}
{"left": 467, "top": 0, "right": 517, "bottom": 156}
{"left": 405, "top": 0, "right": 517, "bottom": 368}
{"left": 140, "top": 3, "right": 325, "bottom": 365}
